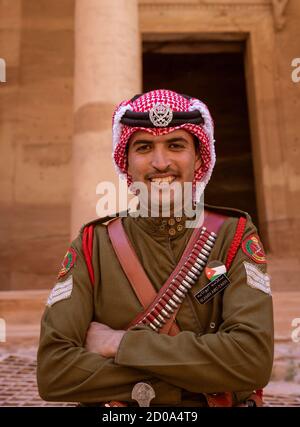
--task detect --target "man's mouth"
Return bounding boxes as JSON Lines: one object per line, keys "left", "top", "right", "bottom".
{"left": 148, "top": 175, "right": 177, "bottom": 185}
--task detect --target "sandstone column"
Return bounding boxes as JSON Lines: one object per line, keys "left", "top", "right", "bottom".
{"left": 71, "top": 0, "right": 141, "bottom": 237}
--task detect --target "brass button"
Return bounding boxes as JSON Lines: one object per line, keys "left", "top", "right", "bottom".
{"left": 210, "top": 322, "right": 216, "bottom": 329}
{"left": 169, "top": 227, "right": 176, "bottom": 236}
{"left": 168, "top": 218, "right": 176, "bottom": 226}
{"left": 159, "top": 224, "right": 166, "bottom": 231}
{"left": 162, "top": 219, "right": 167, "bottom": 225}
{"left": 177, "top": 224, "right": 183, "bottom": 232}
{"left": 175, "top": 217, "right": 182, "bottom": 222}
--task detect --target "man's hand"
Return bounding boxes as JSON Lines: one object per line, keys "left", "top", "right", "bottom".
{"left": 85, "top": 322, "right": 126, "bottom": 358}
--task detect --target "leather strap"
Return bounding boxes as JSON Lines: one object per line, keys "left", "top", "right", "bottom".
{"left": 107, "top": 218, "right": 158, "bottom": 311}
{"left": 108, "top": 216, "right": 184, "bottom": 336}
{"left": 107, "top": 210, "right": 227, "bottom": 336}
{"left": 108, "top": 213, "right": 201, "bottom": 335}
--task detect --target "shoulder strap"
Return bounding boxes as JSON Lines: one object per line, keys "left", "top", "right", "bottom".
{"left": 108, "top": 211, "right": 227, "bottom": 298}
{"left": 82, "top": 214, "right": 247, "bottom": 298}
{"left": 108, "top": 217, "right": 181, "bottom": 336}
{"left": 108, "top": 210, "right": 227, "bottom": 335}
{"left": 107, "top": 217, "right": 158, "bottom": 310}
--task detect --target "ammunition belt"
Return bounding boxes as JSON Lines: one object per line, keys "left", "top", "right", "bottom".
{"left": 137, "top": 226, "right": 217, "bottom": 332}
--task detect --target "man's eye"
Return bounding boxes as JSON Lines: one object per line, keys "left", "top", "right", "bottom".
{"left": 169, "top": 143, "right": 183, "bottom": 149}
{"left": 137, "top": 145, "right": 151, "bottom": 152}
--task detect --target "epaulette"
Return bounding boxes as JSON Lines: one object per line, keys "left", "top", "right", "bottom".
{"left": 79, "top": 210, "right": 128, "bottom": 234}
{"left": 204, "top": 203, "right": 250, "bottom": 221}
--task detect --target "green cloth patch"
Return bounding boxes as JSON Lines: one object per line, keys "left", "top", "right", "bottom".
{"left": 57, "top": 247, "right": 77, "bottom": 279}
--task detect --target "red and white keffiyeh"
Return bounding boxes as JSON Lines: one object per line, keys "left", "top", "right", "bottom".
{"left": 112, "top": 89, "right": 215, "bottom": 201}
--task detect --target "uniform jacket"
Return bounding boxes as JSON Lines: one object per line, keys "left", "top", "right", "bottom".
{"left": 37, "top": 205, "right": 274, "bottom": 406}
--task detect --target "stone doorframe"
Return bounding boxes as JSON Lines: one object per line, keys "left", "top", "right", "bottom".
{"left": 139, "top": 0, "right": 289, "bottom": 254}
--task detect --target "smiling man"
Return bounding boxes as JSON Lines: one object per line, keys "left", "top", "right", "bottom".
{"left": 127, "top": 129, "right": 201, "bottom": 218}
{"left": 37, "top": 90, "right": 274, "bottom": 407}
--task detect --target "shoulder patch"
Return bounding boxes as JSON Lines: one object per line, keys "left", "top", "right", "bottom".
{"left": 57, "top": 247, "right": 77, "bottom": 279}
{"left": 47, "top": 275, "right": 73, "bottom": 307}
{"left": 243, "top": 262, "right": 271, "bottom": 295}
{"left": 241, "top": 233, "right": 266, "bottom": 264}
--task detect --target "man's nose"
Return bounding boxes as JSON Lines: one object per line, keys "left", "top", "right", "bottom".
{"left": 151, "top": 147, "right": 171, "bottom": 171}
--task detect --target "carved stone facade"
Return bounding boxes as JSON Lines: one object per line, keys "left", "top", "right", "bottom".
{"left": 0, "top": 0, "right": 299, "bottom": 291}
{"left": 272, "top": 0, "right": 290, "bottom": 30}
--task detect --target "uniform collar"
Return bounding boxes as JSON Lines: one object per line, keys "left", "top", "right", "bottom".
{"left": 132, "top": 215, "right": 193, "bottom": 238}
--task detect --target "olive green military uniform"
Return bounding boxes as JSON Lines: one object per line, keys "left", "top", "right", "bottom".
{"left": 37, "top": 205, "right": 274, "bottom": 406}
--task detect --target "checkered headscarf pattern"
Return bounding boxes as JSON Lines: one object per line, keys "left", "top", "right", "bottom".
{"left": 131, "top": 89, "right": 190, "bottom": 112}
{"left": 112, "top": 89, "right": 216, "bottom": 200}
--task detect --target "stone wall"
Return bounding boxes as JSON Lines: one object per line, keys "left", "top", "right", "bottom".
{"left": 0, "top": 0, "right": 75, "bottom": 290}
{"left": 0, "top": 0, "right": 299, "bottom": 291}
{"left": 274, "top": 0, "right": 300, "bottom": 256}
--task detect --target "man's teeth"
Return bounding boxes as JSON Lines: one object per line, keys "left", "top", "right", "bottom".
{"left": 150, "top": 176, "right": 175, "bottom": 184}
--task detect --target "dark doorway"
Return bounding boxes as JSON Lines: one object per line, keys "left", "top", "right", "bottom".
{"left": 143, "top": 45, "right": 258, "bottom": 227}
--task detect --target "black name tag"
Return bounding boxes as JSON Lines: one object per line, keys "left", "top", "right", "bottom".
{"left": 194, "top": 274, "right": 230, "bottom": 304}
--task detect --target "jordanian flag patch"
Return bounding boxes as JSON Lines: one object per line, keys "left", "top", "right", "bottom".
{"left": 205, "top": 261, "right": 227, "bottom": 282}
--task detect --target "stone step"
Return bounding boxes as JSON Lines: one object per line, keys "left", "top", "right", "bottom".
{"left": 272, "top": 291, "right": 300, "bottom": 340}
{"left": 0, "top": 290, "right": 48, "bottom": 353}
{"left": 267, "top": 255, "right": 300, "bottom": 293}
{"left": 272, "top": 343, "right": 300, "bottom": 383}
{"left": 0, "top": 290, "right": 48, "bottom": 325}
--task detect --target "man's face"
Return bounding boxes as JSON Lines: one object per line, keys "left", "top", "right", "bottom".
{"left": 127, "top": 129, "right": 201, "bottom": 213}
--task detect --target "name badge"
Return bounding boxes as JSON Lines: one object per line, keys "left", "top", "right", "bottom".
{"left": 194, "top": 274, "right": 230, "bottom": 304}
